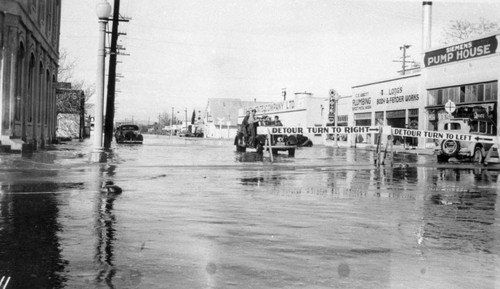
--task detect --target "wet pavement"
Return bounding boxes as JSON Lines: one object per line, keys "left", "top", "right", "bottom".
{"left": 0, "top": 134, "right": 499, "bottom": 289}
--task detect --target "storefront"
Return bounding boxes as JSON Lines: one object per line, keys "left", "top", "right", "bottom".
{"left": 424, "top": 33, "right": 500, "bottom": 142}
{"left": 350, "top": 74, "right": 424, "bottom": 146}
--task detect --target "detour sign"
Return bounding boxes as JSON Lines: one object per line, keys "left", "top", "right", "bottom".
{"left": 257, "top": 126, "right": 499, "bottom": 144}
{"left": 257, "top": 126, "right": 380, "bottom": 135}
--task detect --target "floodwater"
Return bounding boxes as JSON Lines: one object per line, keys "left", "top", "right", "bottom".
{"left": 0, "top": 134, "right": 499, "bottom": 289}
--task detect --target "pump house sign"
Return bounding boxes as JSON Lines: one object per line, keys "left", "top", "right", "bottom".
{"left": 424, "top": 35, "right": 498, "bottom": 67}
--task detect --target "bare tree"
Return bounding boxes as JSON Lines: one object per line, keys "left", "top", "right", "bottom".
{"left": 57, "top": 48, "right": 76, "bottom": 83}
{"left": 57, "top": 48, "right": 96, "bottom": 139}
{"left": 441, "top": 17, "right": 499, "bottom": 45}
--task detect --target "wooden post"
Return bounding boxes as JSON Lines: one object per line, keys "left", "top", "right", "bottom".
{"left": 382, "top": 134, "right": 390, "bottom": 165}
{"left": 375, "top": 127, "right": 382, "bottom": 166}
{"left": 266, "top": 128, "right": 274, "bottom": 162}
{"left": 389, "top": 135, "right": 394, "bottom": 167}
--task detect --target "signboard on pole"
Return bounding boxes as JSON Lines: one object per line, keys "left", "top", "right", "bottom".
{"left": 328, "top": 89, "right": 337, "bottom": 123}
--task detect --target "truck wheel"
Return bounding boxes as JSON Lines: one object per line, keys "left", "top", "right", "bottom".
{"left": 256, "top": 144, "right": 264, "bottom": 154}
{"left": 288, "top": 148, "right": 295, "bottom": 157}
{"left": 472, "top": 146, "right": 483, "bottom": 164}
{"left": 436, "top": 154, "right": 449, "bottom": 163}
{"left": 441, "top": 140, "right": 460, "bottom": 157}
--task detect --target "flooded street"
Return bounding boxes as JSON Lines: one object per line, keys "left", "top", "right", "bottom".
{"left": 0, "top": 134, "right": 499, "bottom": 288}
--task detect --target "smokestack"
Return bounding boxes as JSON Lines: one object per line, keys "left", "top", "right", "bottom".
{"left": 422, "top": 1, "right": 432, "bottom": 50}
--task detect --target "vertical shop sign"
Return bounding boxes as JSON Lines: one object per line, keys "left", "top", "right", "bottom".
{"left": 328, "top": 89, "right": 337, "bottom": 122}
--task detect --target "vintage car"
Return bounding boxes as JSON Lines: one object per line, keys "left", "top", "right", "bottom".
{"left": 436, "top": 118, "right": 496, "bottom": 163}
{"left": 114, "top": 124, "right": 144, "bottom": 144}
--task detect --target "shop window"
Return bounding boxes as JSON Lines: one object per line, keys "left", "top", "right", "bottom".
{"left": 443, "top": 88, "right": 449, "bottom": 103}
{"left": 386, "top": 110, "right": 405, "bottom": 118}
{"left": 338, "top": 115, "right": 348, "bottom": 123}
{"left": 437, "top": 89, "right": 443, "bottom": 105}
{"left": 485, "top": 83, "right": 492, "bottom": 101}
{"left": 460, "top": 86, "right": 466, "bottom": 103}
{"left": 492, "top": 83, "right": 498, "bottom": 100}
{"left": 375, "top": 111, "right": 384, "bottom": 126}
{"left": 471, "top": 85, "right": 478, "bottom": 102}
{"left": 354, "top": 112, "right": 371, "bottom": 120}
{"left": 449, "top": 87, "right": 458, "bottom": 103}
{"left": 408, "top": 109, "right": 418, "bottom": 117}
{"left": 428, "top": 90, "right": 436, "bottom": 106}
{"left": 465, "top": 86, "right": 473, "bottom": 103}
{"left": 477, "top": 84, "right": 484, "bottom": 102}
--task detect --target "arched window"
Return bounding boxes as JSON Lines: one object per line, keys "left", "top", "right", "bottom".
{"left": 45, "top": 69, "right": 50, "bottom": 125}
{"left": 14, "top": 42, "right": 25, "bottom": 121}
{"left": 28, "top": 54, "right": 35, "bottom": 123}
{"left": 39, "top": 61, "right": 44, "bottom": 123}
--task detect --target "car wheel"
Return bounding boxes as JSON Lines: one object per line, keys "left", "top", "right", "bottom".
{"left": 441, "top": 140, "right": 460, "bottom": 157}
{"left": 288, "top": 148, "right": 295, "bottom": 157}
{"left": 472, "top": 146, "right": 483, "bottom": 164}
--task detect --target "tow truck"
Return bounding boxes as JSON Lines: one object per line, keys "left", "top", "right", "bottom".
{"left": 436, "top": 117, "right": 497, "bottom": 164}
{"left": 234, "top": 124, "right": 299, "bottom": 157}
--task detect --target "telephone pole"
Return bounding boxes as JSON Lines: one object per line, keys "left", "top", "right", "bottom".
{"left": 104, "top": 0, "right": 130, "bottom": 149}
{"left": 392, "top": 44, "right": 415, "bottom": 75}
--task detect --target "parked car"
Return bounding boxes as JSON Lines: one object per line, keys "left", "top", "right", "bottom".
{"left": 114, "top": 124, "right": 143, "bottom": 144}
{"left": 436, "top": 118, "right": 496, "bottom": 163}
{"left": 179, "top": 126, "right": 204, "bottom": 138}
{"left": 178, "top": 130, "right": 192, "bottom": 137}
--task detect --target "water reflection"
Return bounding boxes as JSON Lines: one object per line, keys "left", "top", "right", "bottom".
{"left": 94, "top": 191, "right": 117, "bottom": 287}
{"left": 235, "top": 152, "right": 263, "bottom": 163}
{"left": 0, "top": 182, "right": 68, "bottom": 289}
{"left": 93, "top": 164, "right": 119, "bottom": 288}
{"left": 424, "top": 168, "right": 498, "bottom": 250}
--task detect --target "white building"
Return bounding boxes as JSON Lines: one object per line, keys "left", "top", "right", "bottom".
{"left": 348, "top": 73, "right": 424, "bottom": 147}
{"left": 423, "top": 33, "right": 499, "bottom": 145}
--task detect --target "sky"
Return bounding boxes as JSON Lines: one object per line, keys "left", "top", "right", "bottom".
{"left": 59, "top": 0, "right": 500, "bottom": 123}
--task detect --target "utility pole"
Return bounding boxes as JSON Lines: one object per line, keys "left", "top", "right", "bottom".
{"left": 104, "top": 0, "right": 129, "bottom": 149}
{"left": 392, "top": 44, "right": 414, "bottom": 75}
{"left": 184, "top": 108, "right": 188, "bottom": 132}
{"left": 171, "top": 107, "right": 174, "bottom": 136}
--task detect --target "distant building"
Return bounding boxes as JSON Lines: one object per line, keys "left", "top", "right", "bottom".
{"left": 56, "top": 85, "right": 86, "bottom": 140}
{"left": 204, "top": 98, "right": 271, "bottom": 138}
{"left": 0, "top": 0, "right": 61, "bottom": 152}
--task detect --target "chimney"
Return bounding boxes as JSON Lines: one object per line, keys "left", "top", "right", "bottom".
{"left": 422, "top": 1, "right": 432, "bottom": 50}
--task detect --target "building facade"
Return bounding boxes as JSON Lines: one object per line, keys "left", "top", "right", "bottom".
{"left": 349, "top": 73, "right": 424, "bottom": 146}
{"left": 345, "top": 33, "right": 500, "bottom": 149}
{"left": 423, "top": 33, "right": 499, "bottom": 144}
{"left": 0, "top": 0, "right": 61, "bottom": 151}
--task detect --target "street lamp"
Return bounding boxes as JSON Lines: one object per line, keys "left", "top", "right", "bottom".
{"left": 92, "top": 0, "right": 112, "bottom": 162}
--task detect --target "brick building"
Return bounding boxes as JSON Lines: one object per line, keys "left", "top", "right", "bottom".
{"left": 0, "top": 0, "right": 61, "bottom": 152}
